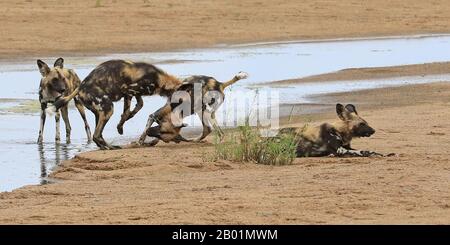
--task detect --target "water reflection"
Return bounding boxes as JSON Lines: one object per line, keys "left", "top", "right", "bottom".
{"left": 38, "top": 143, "right": 70, "bottom": 185}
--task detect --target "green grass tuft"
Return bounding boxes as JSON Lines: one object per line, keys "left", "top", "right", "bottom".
{"left": 212, "top": 123, "right": 298, "bottom": 166}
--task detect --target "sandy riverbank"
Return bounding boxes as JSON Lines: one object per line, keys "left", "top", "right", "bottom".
{"left": 0, "top": 76, "right": 449, "bottom": 224}
{"left": 274, "top": 62, "right": 450, "bottom": 85}
{"left": 1, "top": 0, "right": 450, "bottom": 60}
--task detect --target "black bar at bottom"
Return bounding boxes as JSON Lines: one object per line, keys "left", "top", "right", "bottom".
{"left": 0, "top": 225, "right": 448, "bottom": 243}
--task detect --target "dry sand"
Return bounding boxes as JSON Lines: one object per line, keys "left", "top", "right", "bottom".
{"left": 0, "top": 80, "right": 449, "bottom": 224}
{"left": 2, "top": 0, "right": 450, "bottom": 60}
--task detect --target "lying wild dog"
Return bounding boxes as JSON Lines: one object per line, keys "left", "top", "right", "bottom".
{"left": 37, "top": 58, "right": 92, "bottom": 144}
{"left": 51, "top": 60, "right": 182, "bottom": 150}
{"left": 137, "top": 72, "right": 249, "bottom": 145}
{"left": 279, "top": 104, "right": 387, "bottom": 157}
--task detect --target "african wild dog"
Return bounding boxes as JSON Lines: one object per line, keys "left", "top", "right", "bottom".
{"left": 37, "top": 58, "right": 92, "bottom": 144}
{"left": 280, "top": 103, "right": 385, "bottom": 157}
{"left": 137, "top": 72, "right": 249, "bottom": 145}
{"left": 52, "top": 60, "right": 182, "bottom": 150}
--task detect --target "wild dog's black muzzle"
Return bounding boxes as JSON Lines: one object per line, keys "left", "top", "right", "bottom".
{"left": 363, "top": 128, "right": 375, "bottom": 137}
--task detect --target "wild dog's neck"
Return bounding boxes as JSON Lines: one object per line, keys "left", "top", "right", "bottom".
{"left": 332, "top": 121, "right": 353, "bottom": 144}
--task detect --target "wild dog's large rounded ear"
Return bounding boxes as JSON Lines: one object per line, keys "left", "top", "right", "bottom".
{"left": 54, "top": 58, "right": 64, "bottom": 69}
{"left": 345, "top": 104, "right": 358, "bottom": 115}
{"left": 336, "top": 103, "right": 346, "bottom": 121}
{"left": 37, "top": 60, "right": 50, "bottom": 77}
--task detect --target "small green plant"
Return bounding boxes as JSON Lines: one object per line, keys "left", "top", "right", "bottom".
{"left": 95, "top": 0, "right": 102, "bottom": 8}
{"left": 212, "top": 123, "right": 298, "bottom": 165}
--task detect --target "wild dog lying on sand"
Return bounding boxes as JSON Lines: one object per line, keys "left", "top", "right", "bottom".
{"left": 280, "top": 103, "right": 387, "bottom": 157}
{"left": 137, "top": 72, "right": 249, "bottom": 145}
{"left": 37, "top": 58, "right": 92, "bottom": 144}
{"left": 51, "top": 60, "right": 182, "bottom": 150}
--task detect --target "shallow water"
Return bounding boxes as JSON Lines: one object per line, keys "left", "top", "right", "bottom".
{"left": 1, "top": 34, "right": 450, "bottom": 192}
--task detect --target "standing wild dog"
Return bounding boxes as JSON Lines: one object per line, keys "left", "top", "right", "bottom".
{"left": 37, "top": 58, "right": 92, "bottom": 144}
{"left": 52, "top": 60, "right": 182, "bottom": 150}
{"left": 280, "top": 104, "right": 385, "bottom": 157}
{"left": 137, "top": 72, "right": 249, "bottom": 145}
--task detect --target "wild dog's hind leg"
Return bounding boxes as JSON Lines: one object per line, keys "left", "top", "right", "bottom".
{"left": 178, "top": 111, "right": 212, "bottom": 142}
{"left": 138, "top": 113, "right": 160, "bottom": 145}
{"left": 180, "top": 111, "right": 222, "bottom": 142}
{"left": 117, "top": 96, "right": 131, "bottom": 135}
{"left": 37, "top": 105, "right": 46, "bottom": 144}
{"left": 117, "top": 96, "right": 129, "bottom": 135}
{"left": 60, "top": 105, "right": 72, "bottom": 144}
{"left": 117, "top": 96, "right": 143, "bottom": 135}
{"left": 128, "top": 96, "right": 143, "bottom": 124}
{"left": 74, "top": 97, "right": 92, "bottom": 143}
{"left": 93, "top": 103, "right": 118, "bottom": 150}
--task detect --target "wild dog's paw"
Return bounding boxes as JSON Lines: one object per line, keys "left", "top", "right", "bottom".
{"left": 117, "top": 125, "right": 124, "bottom": 135}
{"left": 236, "top": 71, "right": 249, "bottom": 80}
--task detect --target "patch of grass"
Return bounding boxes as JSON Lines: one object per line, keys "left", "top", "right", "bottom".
{"left": 212, "top": 123, "right": 298, "bottom": 166}
{"left": 95, "top": 0, "right": 102, "bottom": 8}
{"left": 0, "top": 100, "right": 40, "bottom": 114}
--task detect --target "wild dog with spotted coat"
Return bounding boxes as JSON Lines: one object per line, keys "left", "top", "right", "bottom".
{"left": 138, "top": 72, "right": 249, "bottom": 145}
{"left": 37, "top": 58, "right": 92, "bottom": 144}
{"left": 280, "top": 103, "right": 385, "bottom": 157}
{"left": 52, "top": 60, "right": 182, "bottom": 150}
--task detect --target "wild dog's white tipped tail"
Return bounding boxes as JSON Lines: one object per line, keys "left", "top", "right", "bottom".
{"left": 45, "top": 104, "right": 57, "bottom": 116}
{"left": 222, "top": 71, "right": 249, "bottom": 89}
{"left": 236, "top": 71, "right": 249, "bottom": 80}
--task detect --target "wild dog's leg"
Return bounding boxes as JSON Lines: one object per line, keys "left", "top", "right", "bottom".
{"left": 93, "top": 103, "right": 118, "bottom": 150}
{"left": 117, "top": 96, "right": 131, "bottom": 135}
{"left": 179, "top": 111, "right": 212, "bottom": 142}
{"left": 117, "top": 96, "right": 144, "bottom": 135}
{"left": 138, "top": 113, "right": 157, "bottom": 144}
{"left": 60, "top": 105, "right": 72, "bottom": 144}
{"left": 144, "top": 125, "right": 161, "bottom": 146}
{"left": 54, "top": 110, "right": 61, "bottom": 143}
{"left": 37, "top": 105, "right": 46, "bottom": 144}
{"left": 335, "top": 147, "right": 384, "bottom": 157}
{"left": 342, "top": 143, "right": 354, "bottom": 150}
{"left": 128, "top": 96, "right": 143, "bottom": 120}
{"left": 180, "top": 111, "right": 222, "bottom": 142}
{"left": 74, "top": 97, "right": 92, "bottom": 143}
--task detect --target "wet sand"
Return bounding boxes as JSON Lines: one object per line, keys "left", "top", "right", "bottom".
{"left": 0, "top": 77, "right": 449, "bottom": 224}
{"left": 2, "top": 0, "right": 450, "bottom": 60}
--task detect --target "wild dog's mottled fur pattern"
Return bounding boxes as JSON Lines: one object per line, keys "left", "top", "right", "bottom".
{"left": 72, "top": 60, "right": 182, "bottom": 149}
{"left": 138, "top": 72, "right": 248, "bottom": 145}
{"left": 37, "top": 58, "right": 91, "bottom": 144}
{"left": 280, "top": 104, "right": 383, "bottom": 157}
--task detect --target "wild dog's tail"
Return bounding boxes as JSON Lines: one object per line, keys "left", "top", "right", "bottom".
{"left": 46, "top": 87, "right": 80, "bottom": 114}
{"left": 221, "top": 71, "right": 249, "bottom": 89}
